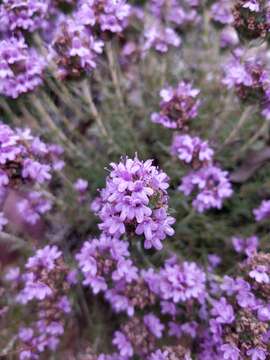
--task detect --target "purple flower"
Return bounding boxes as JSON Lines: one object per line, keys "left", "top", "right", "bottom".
{"left": 249, "top": 266, "right": 269, "bottom": 284}
{"left": 0, "top": 37, "right": 45, "bottom": 98}
{"left": 26, "top": 245, "right": 61, "bottom": 271}
{"left": 151, "top": 81, "right": 200, "bottom": 129}
{"left": 143, "top": 313, "right": 164, "bottom": 338}
{"left": 76, "top": 234, "right": 137, "bottom": 294}
{"left": 93, "top": 156, "right": 175, "bottom": 250}
{"left": 0, "top": 0, "right": 49, "bottom": 33}
{"left": 246, "top": 348, "right": 267, "bottom": 360}
{"left": 220, "top": 343, "right": 240, "bottom": 360}
{"left": 113, "top": 331, "right": 133, "bottom": 358}
{"left": 179, "top": 165, "right": 233, "bottom": 212}
{"left": 232, "top": 235, "right": 259, "bottom": 257}
{"left": 210, "top": 0, "right": 233, "bottom": 24}
{"left": 51, "top": 18, "right": 104, "bottom": 79}
{"left": 144, "top": 258, "right": 206, "bottom": 303}
{"left": 171, "top": 134, "right": 214, "bottom": 166}
{"left": 253, "top": 200, "right": 270, "bottom": 221}
{"left": 211, "top": 297, "right": 235, "bottom": 324}
{"left": 143, "top": 23, "right": 181, "bottom": 53}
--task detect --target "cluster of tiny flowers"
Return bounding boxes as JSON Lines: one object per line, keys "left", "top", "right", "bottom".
{"left": 0, "top": 122, "right": 63, "bottom": 189}
{"left": 144, "top": 256, "right": 206, "bottom": 303}
{"left": 17, "top": 191, "right": 52, "bottom": 225}
{"left": 91, "top": 156, "right": 175, "bottom": 250}
{"left": 77, "top": 0, "right": 131, "bottom": 34}
{"left": 232, "top": 235, "right": 259, "bottom": 257}
{"left": 0, "top": 0, "right": 49, "bottom": 34}
{"left": 76, "top": 234, "right": 138, "bottom": 295}
{"left": 149, "top": 0, "right": 200, "bottom": 28}
{"left": 223, "top": 50, "right": 270, "bottom": 119}
{"left": 0, "top": 37, "right": 46, "bottom": 98}
{"left": 171, "top": 134, "right": 214, "bottom": 169}
{"left": 201, "top": 252, "right": 270, "bottom": 359}
{"left": 51, "top": 17, "right": 104, "bottom": 79}
{"left": 15, "top": 245, "right": 73, "bottom": 359}
{"left": 143, "top": 23, "right": 181, "bottom": 54}
{"left": 210, "top": 0, "right": 233, "bottom": 25}
{"left": 179, "top": 165, "right": 233, "bottom": 212}
{"left": 151, "top": 81, "right": 200, "bottom": 129}
{"left": 112, "top": 314, "right": 164, "bottom": 358}
{"left": 151, "top": 81, "right": 232, "bottom": 212}
{"left": 233, "top": 0, "right": 270, "bottom": 39}
{"left": 253, "top": 199, "right": 270, "bottom": 221}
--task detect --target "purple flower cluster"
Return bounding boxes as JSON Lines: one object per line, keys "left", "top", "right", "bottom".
{"left": 16, "top": 245, "right": 73, "bottom": 359}
{"left": 17, "top": 191, "right": 52, "bottom": 225}
{"left": 253, "top": 200, "right": 270, "bottom": 221}
{"left": 77, "top": 0, "right": 131, "bottom": 34}
{"left": 76, "top": 234, "right": 138, "bottom": 295}
{"left": 223, "top": 51, "right": 270, "bottom": 120}
{"left": 151, "top": 82, "right": 200, "bottom": 129}
{"left": 144, "top": 257, "right": 206, "bottom": 303}
{"left": 171, "top": 134, "right": 214, "bottom": 168}
{"left": 0, "top": 37, "right": 45, "bottom": 98}
{"left": 51, "top": 18, "right": 104, "bottom": 79}
{"left": 149, "top": 0, "right": 200, "bottom": 28}
{"left": 143, "top": 23, "right": 181, "bottom": 53}
{"left": 0, "top": 122, "right": 63, "bottom": 189}
{"left": 202, "top": 252, "right": 270, "bottom": 359}
{"left": 233, "top": 0, "right": 270, "bottom": 39}
{"left": 232, "top": 235, "right": 259, "bottom": 257}
{"left": 0, "top": 0, "right": 49, "bottom": 33}
{"left": 92, "top": 156, "right": 175, "bottom": 250}
{"left": 179, "top": 165, "right": 233, "bottom": 212}
{"left": 211, "top": 0, "right": 233, "bottom": 25}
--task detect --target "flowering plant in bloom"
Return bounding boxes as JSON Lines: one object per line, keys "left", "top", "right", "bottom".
{"left": 151, "top": 81, "right": 200, "bottom": 129}
{"left": 233, "top": 0, "right": 270, "bottom": 39}
{"left": 92, "top": 156, "right": 175, "bottom": 250}
{"left": 0, "top": 37, "right": 45, "bottom": 98}
{"left": 253, "top": 199, "right": 270, "bottom": 221}
{"left": 76, "top": 234, "right": 138, "bottom": 294}
{"left": 143, "top": 23, "right": 181, "bottom": 54}
{"left": 223, "top": 50, "right": 270, "bottom": 119}
{"left": 171, "top": 134, "right": 214, "bottom": 168}
{"left": 179, "top": 165, "right": 233, "bottom": 212}
{"left": 51, "top": 18, "right": 104, "bottom": 79}
{"left": 77, "top": 0, "right": 131, "bottom": 33}
{"left": 0, "top": 122, "right": 63, "bottom": 189}
{"left": 0, "top": 0, "right": 49, "bottom": 33}
{"left": 15, "top": 245, "right": 73, "bottom": 359}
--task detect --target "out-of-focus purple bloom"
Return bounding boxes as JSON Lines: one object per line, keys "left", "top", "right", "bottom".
{"left": 211, "top": 297, "right": 235, "bottom": 324}
{"left": 77, "top": 0, "right": 131, "bottom": 33}
{"left": 220, "top": 343, "right": 240, "bottom": 360}
{"left": 113, "top": 331, "right": 133, "bottom": 358}
{"left": 253, "top": 200, "right": 270, "bottom": 222}
{"left": 76, "top": 234, "right": 138, "bottom": 294}
{"left": 246, "top": 348, "right": 267, "bottom": 360}
{"left": 143, "top": 23, "right": 181, "bottom": 53}
{"left": 17, "top": 192, "right": 52, "bottom": 225}
{"left": 0, "top": 37, "right": 45, "bottom": 98}
{"left": 210, "top": 0, "right": 233, "bottom": 24}
{"left": 143, "top": 313, "right": 164, "bottom": 338}
{"left": 232, "top": 235, "right": 259, "bottom": 257}
{"left": 220, "top": 27, "right": 239, "bottom": 48}
{"left": 179, "top": 165, "right": 233, "bottom": 212}
{"left": 51, "top": 18, "right": 104, "bottom": 79}
{"left": 151, "top": 81, "right": 200, "bottom": 129}
{"left": 171, "top": 134, "right": 214, "bottom": 167}
{"left": 0, "top": 0, "right": 49, "bottom": 33}
{"left": 249, "top": 265, "right": 269, "bottom": 284}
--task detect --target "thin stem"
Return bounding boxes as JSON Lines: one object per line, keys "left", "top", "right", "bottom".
{"left": 221, "top": 105, "right": 253, "bottom": 148}
{"left": 82, "top": 80, "right": 111, "bottom": 141}
{"left": 105, "top": 41, "right": 125, "bottom": 108}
